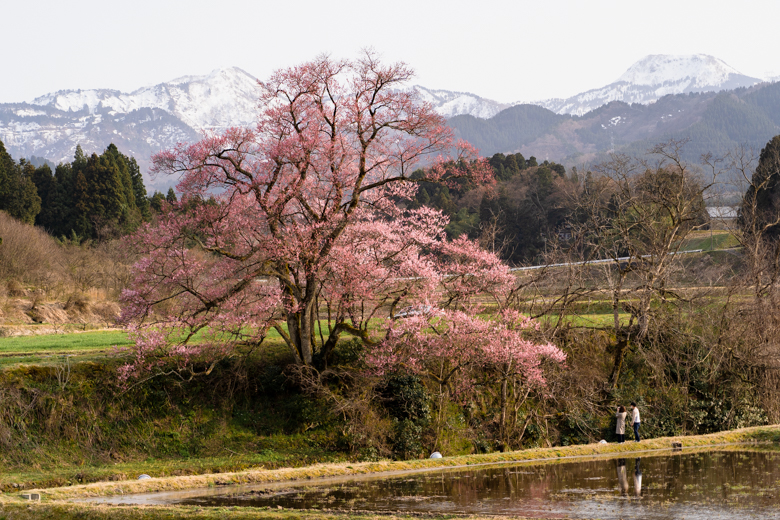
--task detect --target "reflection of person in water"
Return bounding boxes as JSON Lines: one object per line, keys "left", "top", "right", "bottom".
{"left": 633, "top": 458, "right": 642, "bottom": 497}
{"left": 616, "top": 458, "right": 629, "bottom": 495}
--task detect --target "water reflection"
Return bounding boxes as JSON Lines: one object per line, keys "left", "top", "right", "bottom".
{"left": 160, "top": 450, "right": 780, "bottom": 519}
{"left": 616, "top": 458, "right": 629, "bottom": 495}
{"left": 634, "top": 458, "right": 642, "bottom": 497}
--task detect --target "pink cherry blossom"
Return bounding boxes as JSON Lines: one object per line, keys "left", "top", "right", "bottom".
{"left": 367, "top": 308, "right": 566, "bottom": 397}
{"left": 120, "top": 53, "right": 556, "bottom": 382}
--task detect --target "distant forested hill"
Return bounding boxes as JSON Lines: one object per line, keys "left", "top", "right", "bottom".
{"left": 449, "top": 82, "right": 780, "bottom": 166}
{"left": 448, "top": 105, "right": 568, "bottom": 155}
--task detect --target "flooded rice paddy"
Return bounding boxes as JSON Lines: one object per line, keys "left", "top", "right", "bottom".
{"left": 93, "top": 448, "right": 780, "bottom": 519}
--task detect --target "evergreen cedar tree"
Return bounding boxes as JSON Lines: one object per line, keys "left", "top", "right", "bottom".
{"left": 120, "top": 53, "right": 566, "bottom": 389}
{"left": 0, "top": 140, "right": 41, "bottom": 225}
{"left": 0, "top": 140, "right": 151, "bottom": 240}
{"left": 741, "top": 135, "right": 780, "bottom": 239}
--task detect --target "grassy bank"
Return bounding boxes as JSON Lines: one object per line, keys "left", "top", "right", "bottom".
{"left": 1, "top": 425, "right": 779, "bottom": 520}
{"left": 0, "top": 349, "right": 358, "bottom": 494}
{"left": 25, "top": 424, "right": 780, "bottom": 499}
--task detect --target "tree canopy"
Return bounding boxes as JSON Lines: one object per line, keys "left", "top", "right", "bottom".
{"left": 120, "top": 53, "right": 564, "bottom": 387}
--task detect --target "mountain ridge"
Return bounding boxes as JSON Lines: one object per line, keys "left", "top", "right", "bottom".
{"left": 529, "top": 54, "right": 763, "bottom": 116}
{"left": 448, "top": 81, "right": 780, "bottom": 167}
{"left": 28, "top": 66, "right": 260, "bottom": 130}
{"left": 1, "top": 55, "right": 776, "bottom": 190}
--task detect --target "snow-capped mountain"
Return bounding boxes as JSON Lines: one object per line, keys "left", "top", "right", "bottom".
{"left": 0, "top": 54, "right": 769, "bottom": 189}
{"left": 29, "top": 66, "right": 260, "bottom": 130}
{"left": 533, "top": 54, "right": 763, "bottom": 116}
{"left": 0, "top": 67, "right": 503, "bottom": 189}
{"left": 412, "top": 86, "right": 509, "bottom": 119}
{"left": 0, "top": 67, "right": 261, "bottom": 188}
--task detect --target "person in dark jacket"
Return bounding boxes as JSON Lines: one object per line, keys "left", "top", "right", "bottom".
{"left": 631, "top": 402, "right": 641, "bottom": 441}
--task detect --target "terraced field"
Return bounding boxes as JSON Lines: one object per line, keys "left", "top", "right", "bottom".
{"left": 0, "top": 330, "right": 133, "bottom": 365}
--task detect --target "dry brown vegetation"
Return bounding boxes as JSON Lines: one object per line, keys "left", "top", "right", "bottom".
{"left": 0, "top": 211, "right": 132, "bottom": 331}
{"left": 489, "top": 143, "right": 780, "bottom": 448}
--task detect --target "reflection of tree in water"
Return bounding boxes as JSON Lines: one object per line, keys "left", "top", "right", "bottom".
{"left": 503, "top": 468, "right": 516, "bottom": 497}
{"left": 432, "top": 466, "right": 563, "bottom": 504}
{"left": 185, "top": 450, "right": 780, "bottom": 516}
{"left": 438, "top": 470, "right": 519, "bottom": 505}
{"left": 431, "top": 474, "right": 478, "bottom": 506}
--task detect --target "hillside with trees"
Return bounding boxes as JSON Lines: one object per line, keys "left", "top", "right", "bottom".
{"left": 408, "top": 152, "right": 575, "bottom": 265}
{"left": 449, "top": 81, "right": 780, "bottom": 168}
{"left": 0, "top": 139, "right": 176, "bottom": 242}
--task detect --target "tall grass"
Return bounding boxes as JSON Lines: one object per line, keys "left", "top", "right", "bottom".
{"left": 0, "top": 210, "right": 134, "bottom": 303}
{"left": 0, "top": 210, "right": 64, "bottom": 288}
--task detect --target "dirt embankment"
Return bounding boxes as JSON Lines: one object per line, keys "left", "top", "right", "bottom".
{"left": 0, "top": 295, "right": 121, "bottom": 336}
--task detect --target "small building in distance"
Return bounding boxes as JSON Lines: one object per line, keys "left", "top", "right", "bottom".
{"left": 707, "top": 206, "right": 737, "bottom": 229}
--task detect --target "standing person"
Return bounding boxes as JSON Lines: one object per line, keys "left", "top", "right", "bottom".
{"left": 631, "top": 402, "right": 641, "bottom": 441}
{"left": 615, "top": 405, "right": 627, "bottom": 443}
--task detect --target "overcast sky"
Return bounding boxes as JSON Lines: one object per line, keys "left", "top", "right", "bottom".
{"left": 3, "top": 0, "right": 779, "bottom": 104}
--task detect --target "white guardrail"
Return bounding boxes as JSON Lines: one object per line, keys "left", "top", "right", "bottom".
{"left": 509, "top": 249, "right": 704, "bottom": 272}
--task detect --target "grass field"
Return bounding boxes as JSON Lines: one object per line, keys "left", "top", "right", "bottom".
{"left": 0, "top": 330, "right": 133, "bottom": 365}
{"left": 0, "top": 300, "right": 682, "bottom": 366}
{"left": 0, "top": 320, "right": 354, "bottom": 366}
{"left": 678, "top": 230, "right": 740, "bottom": 251}
{"left": 540, "top": 312, "right": 630, "bottom": 328}
{"left": 0, "top": 310, "right": 630, "bottom": 367}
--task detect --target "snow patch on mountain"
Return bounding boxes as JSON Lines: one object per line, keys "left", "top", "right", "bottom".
{"left": 532, "top": 54, "right": 762, "bottom": 116}
{"left": 412, "top": 86, "right": 509, "bottom": 119}
{"left": 30, "top": 67, "right": 260, "bottom": 130}
{"left": 617, "top": 54, "right": 740, "bottom": 87}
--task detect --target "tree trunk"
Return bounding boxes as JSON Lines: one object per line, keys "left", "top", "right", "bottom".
{"left": 609, "top": 337, "right": 629, "bottom": 388}
{"left": 286, "top": 298, "right": 317, "bottom": 365}
{"left": 499, "top": 376, "right": 508, "bottom": 452}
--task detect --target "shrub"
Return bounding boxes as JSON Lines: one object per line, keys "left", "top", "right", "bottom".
{"left": 392, "top": 419, "right": 424, "bottom": 460}
{"left": 6, "top": 279, "right": 25, "bottom": 297}
{"left": 378, "top": 374, "right": 430, "bottom": 459}
{"left": 379, "top": 374, "right": 430, "bottom": 423}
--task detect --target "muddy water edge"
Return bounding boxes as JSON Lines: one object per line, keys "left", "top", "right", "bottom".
{"left": 81, "top": 447, "right": 780, "bottom": 520}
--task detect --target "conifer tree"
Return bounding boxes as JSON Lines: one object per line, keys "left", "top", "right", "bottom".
{"left": 103, "top": 143, "right": 136, "bottom": 210}
{"left": 130, "top": 158, "right": 150, "bottom": 219}
{"left": 0, "top": 142, "right": 41, "bottom": 224}
{"left": 72, "top": 166, "right": 92, "bottom": 238}
{"left": 149, "top": 191, "right": 166, "bottom": 213}
{"left": 32, "top": 163, "right": 57, "bottom": 230}
{"left": 50, "top": 162, "right": 76, "bottom": 238}
{"left": 0, "top": 140, "right": 15, "bottom": 204}
{"left": 741, "top": 135, "right": 780, "bottom": 239}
